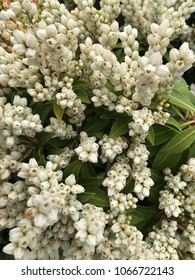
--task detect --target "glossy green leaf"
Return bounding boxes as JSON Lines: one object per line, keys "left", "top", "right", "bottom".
{"left": 153, "top": 150, "right": 182, "bottom": 170}
{"left": 75, "top": 88, "right": 91, "bottom": 104}
{"left": 151, "top": 169, "right": 164, "bottom": 183}
{"left": 114, "top": 48, "right": 125, "bottom": 63}
{"left": 53, "top": 102, "right": 64, "bottom": 120}
{"left": 146, "top": 126, "right": 155, "bottom": 145}
{"left": 73, "top": 80, "right": 89, "bottom": 89}
{"left": 37, "top": 153, "right": 46, "bottom": 166}
{"left": 122, "top": 179, "right": 135, "bottom": 194}
{"left": 82, "top": 185, "right": 109, "bottom": 207}
{"left": 163, "top": 126, "right": 195, "bottom": 154}
{"left": 128, "top": 206, "right": 159, "bottom": 231}
{"left": 46, "top": 143, "right": 66, "bottom": 155}
{"left": 79, "top": 177, "right": 105, "bottom": 188}
{"left": 113, "top": 42, "right": 123, "bottom": 49}
{"left": 109, "top": 115, "right": 130, "bottom": 138}
{"left": 168, "top": 105, "right": 183, "bottom": 118}
{"left": 77, "top": 192, "right": 95, "bottom": 204}
{"left": 153, "top": 124, "right": 178, "bottom": 145}
{"left": 63, "top": 160, "right": 82, "bottom": 181}
{"left": 174, "top": 78, "right": 188, "bottom": 93}
{"left": 165, "top": 116, "right": 182, "bottom": 132}
{"left": 187, "top": 141, "right": 195, "bottom": 160}
{"left": 163, "top": 89, "right": 195, "bottom": 112}
{"left": 105, "top": 80, "right": 123, "bottom": 96}
{"left": 32, "top": 101, "right": 52, "bottom": 124}
{"left": 84, "top": 115, "right": 110, "bottom": 136}
{"left": 35, "top": 132, "right": 54, "bottom": 147}
{"left": 100, "top": 110, "right": 119, "bottom": 119}
{"left": 80, "top": 162, "right": 96, "bottom": 177}
{"left": 148, "top": 183, "right": 164, "bottom": 205}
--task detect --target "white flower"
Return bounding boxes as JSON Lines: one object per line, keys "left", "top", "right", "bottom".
{"left": 74, "top": 132, "right": 99, "bottom": 163}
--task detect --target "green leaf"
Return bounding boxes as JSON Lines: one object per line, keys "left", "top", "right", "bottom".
{"left": 36, "top": 150, "right": 46, "bottom": 166}
{"left": 84, "top": 114, "right": 110, "bottom": 136}
{"left": 53, "top": 102, "right": 64, "bottom": 120}
{"left": 105, "top": 80, "right": 123, "bottom": 96}
{"left": 174, "top": 78, "right": 188, "bottom": 94}
{"left": 82, "top": 185, "right": 109, "bottom": 207}
{"left": 114, "top": 48, "right": 125, "bottom": 63}
{"left": 63, "top": 160, "right": 82, "bottom": 181}
{"left": 153, "top": 150, "right": 182, "bottom": 170}
{"left": 146, "top": 126, "right": 155, "bottom": 145}
{"left": 122, "top": 179, "right": 135, "bottom": 194}
{"left": 77, "top": 192, "right": 95, "bottom": 204}
{"left": 165, "top": 116, "right": 182, "bottom": 132}
{"left": 151, "top": 169, "right": 164, "bottom": 183}
{"left": 109, "top": 115, "right": 130, "bottom": 138}
{"left": 47, "top": 138, "right": 68, "bottom": 149}
{"left": 168, "top": 105, "right": 183, "bottom": 118}
{"left": 100, "top": 110, "right": 119, "bottom": 119}
{"left": 187, "top": 141, "right": 195, "bottom": 161}
{"left": 73, "top": 80, "right": 89, "bottom": 89}
{"left": 148, "top": 183, "right": 164, "bottom": 205}
{"left": 163, "top": 126, "right": 195, "bottom": 154}
{"left": 79, "top": 177, "right": 104, "bottom": 188}
{"left": 163, "top": 86, "right": 195, "bottom": 112}
{"left": 128, "top": 206, "right": 159, "bottom": 232}
{"left": 113, "top": 42, "right": 123, "bottom": 49}
{"left": 80, "top": 162, "right": 96, "bottom": 177}
{"left": 46, "top": 143, "right": 66, "bottom": 155}
{"left": 35, "top": 132, "right": 54, "bottom": 147}
{"left": 153, "top": 124, "right": 178, "bottom": 145}
{"left": 32, "top": 102, "right": 52, "bottom": 124}
{"left": 76, "top": 89, "right": 91, "bottom": 104}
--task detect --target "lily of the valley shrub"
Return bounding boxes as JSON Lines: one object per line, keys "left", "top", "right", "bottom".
{"left": 0, "top": 0, "right": 195, "bottom": 260}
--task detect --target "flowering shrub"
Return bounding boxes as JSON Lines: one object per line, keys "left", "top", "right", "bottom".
{"left": 0, "top": 0, "right": 195, "bottom": 260}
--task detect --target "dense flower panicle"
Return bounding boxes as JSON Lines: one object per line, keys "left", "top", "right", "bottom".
{"left": 74, "top": 131, "right": 99, "bottom": 163}
{"left": 0, "top": 0, "right": 195, "bottom": 260}
{"left": 44, "top": 117, "right": 77, "bottom": 139}
{"left": 102, "top": 158, "right": 131, "bottom": 197}
{"left": 99, "top": 135, "right": 128, "bottom": 163}
{"left": 146, "top": 220, "right": 180, "bottom": 260}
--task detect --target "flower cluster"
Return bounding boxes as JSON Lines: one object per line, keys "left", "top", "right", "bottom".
{"left": 102, "top": 157, "right": 131, "bottom": 197}
{"left": 0, "top": 0, "right": 194, "bottom": 260}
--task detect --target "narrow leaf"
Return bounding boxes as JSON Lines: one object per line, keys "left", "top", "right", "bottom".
{"left": 77, "top": 192, "right": 95, "bottom": 204}
{"left": 165, "top": 116, "right": 182, "bottom": 132}
{"left": 163, "top": 126, "right": 195, "bottom": 154}
{"left": 105, "top": 80, "right": 123, "bottom": 96}
{"left": 174, "top": 78, "right": 188, "bottom": 93}
{"left": 32, "top": 102, "right": 52, "bottom": 124}
{"left": 82, "top": 185, "right": 109, "bottom": 207}
{"left": 35, "top": 132, "right": 54, "bottom": 147}
{"left": 153, "top": 124, "right": 178, "bottom": 145}
{"left": 187, "top": 141, "right": 195, "bottom": 160}
{"left": 79, "top": 177, "right": 104, "bottom": 188}
{"left": 84, "top": 115, "right": 110, "bottom": 136}
{"left": 80, "top": 162, "right": 96, "bottom": 177}
{"left": 146, "top": 126, "right": 155, "bottom": 145}
{"left": 46, "top": 143, "right": 66, "bottom": 155}
{"left": 163, "top": 90, "right": 195, "bottom": 112}
{"left": 109, "top": 115, "right": 130, "bottom": 138}
{"left": 148, "top": 183, "right": 164, "bottom": 205}
{"left": 153, "top": 150, "right": 182, "bottom": 170}
{"left": 151, "top": 169, "right": 164, "bottom": 183}
{"left": 53, "top": 102, "right": 64, "bottom": 121}
{"left": 63, "top": 160, "right": 82, "bottom": 181}
{"left": 128, "top": 206, "right": 159, "bottom": 231}
{"left": 75, "top": 89, "right": 91, "bottom": 104}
